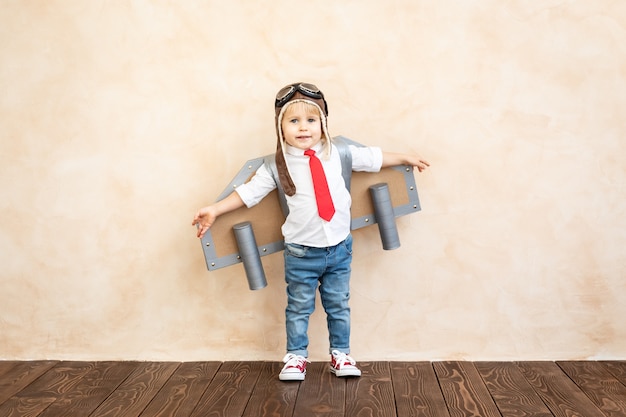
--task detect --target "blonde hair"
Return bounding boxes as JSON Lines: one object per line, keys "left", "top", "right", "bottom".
{"left": 282, "top": 100, "right": 321, "bottom": 118}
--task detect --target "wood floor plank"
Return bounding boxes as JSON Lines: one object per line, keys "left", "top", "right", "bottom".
{"left": 0, "top": 362, "right": 20, "bottom": 379}
{"left": 345, "top": 361, "right": 395, "bottom": 417}
{"left": 242, "top": 361, "right": 300, "bottom": 417}
{"left": 474, "top": 362, "right": 553, "bottom": 417}
{"left": 433, "top": 361, "right": 502, "bottom": 417}
{"left": 139, "top": 362, "right": 221, "bottom": 417}
{"left": 0, "top": 361, "right": 96, "bottom": 417}
{"left": 602, "top": 361, "right": 626, "bottom": 385}
{"left": 189, "top": 361, "right": 263, "bottom": 417}
{"left": 292, "top": 361, "right": 346, "bottom": 417}
{"left": 90, "top": 361, "right": 180, "bottom": 417}
{"left": 0, "top": 360, "right": 58, "bottom": 406}
{"left": 391, "top": 362, "right": 450, "bottom": 417}
{"left": 558, "top": 361, "right": 626, "bottom": 417}
{"left": 37, "top": 361, "right": 139, "bottom": 417}
{"left": 516, "top": 361, "right": 605, "bottom": 417}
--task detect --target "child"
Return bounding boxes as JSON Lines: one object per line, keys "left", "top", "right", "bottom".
{"left": 192, "top": 82, "right": 429, "bottom": 381}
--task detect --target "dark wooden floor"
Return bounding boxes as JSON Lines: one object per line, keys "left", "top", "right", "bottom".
{"left": 1, "top": 360, "right": 626, "bottom": 416}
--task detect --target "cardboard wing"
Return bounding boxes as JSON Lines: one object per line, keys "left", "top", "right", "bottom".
{"left": 199, "top": 136, "right": 421, "bottom": 271}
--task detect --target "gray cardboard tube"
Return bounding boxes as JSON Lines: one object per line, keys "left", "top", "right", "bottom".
{"left": 233, "top": 222, "right": 267, "bottom": 290}
{"left": 369, "top": 183, "right": 401, "bottom": 250}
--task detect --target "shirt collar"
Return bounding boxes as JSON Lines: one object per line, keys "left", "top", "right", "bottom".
{"left": 285, "top": 140, "right": 325, "bottom": 157}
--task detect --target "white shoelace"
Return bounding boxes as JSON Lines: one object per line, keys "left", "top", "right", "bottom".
{"left": 283, "top": 353, "right": 308, "bottom": 369}
{"left": 332, "top": 350, "right": 356, "bottom": 368}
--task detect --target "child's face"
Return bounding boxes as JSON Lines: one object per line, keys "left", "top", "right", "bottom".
{"left": 281, "top": 103, "right": 323, "bottom": 151}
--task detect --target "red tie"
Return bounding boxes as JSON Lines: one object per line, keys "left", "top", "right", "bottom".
{"left": 304, "top": 149, "right": 335, "bottom": 221}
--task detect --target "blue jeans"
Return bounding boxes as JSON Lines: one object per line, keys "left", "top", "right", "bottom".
{"left": 283, "top": 234, "right": 353, "bottom": 358}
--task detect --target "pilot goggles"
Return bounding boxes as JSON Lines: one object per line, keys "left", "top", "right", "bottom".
{"left": 275, "top": 83, "right": 328, "bottom": 115}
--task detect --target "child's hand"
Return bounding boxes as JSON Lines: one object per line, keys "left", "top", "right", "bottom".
{"left": 191, "top": 192, "right": 245, "bottom": 239}
{"left": 409, "top": 155, "right": 430, "bottom": 173}
{"left": 381, "top": 152, "right": 431, "bottom": 172}
{"left": 192, "top": 206, "right": 218, "bottom": 238}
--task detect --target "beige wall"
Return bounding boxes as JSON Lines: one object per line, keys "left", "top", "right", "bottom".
{"left": 1, "top": 1, "right": 625, "bottom": 361}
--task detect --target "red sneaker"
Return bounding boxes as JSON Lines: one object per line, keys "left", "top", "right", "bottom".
{"left": 330, "top": 350, "right": 362, "bottom": 377}
{"left": 279, "top": 353, "right": 308, "bottom": 381}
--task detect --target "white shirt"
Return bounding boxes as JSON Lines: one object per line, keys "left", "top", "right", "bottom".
{"left": 235, "top": 142, "right": 383, "bottom": 247}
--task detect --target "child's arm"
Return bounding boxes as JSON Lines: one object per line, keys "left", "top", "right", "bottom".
{"left": 192, "top": 192, "right": 245, "bottom": 238}
{"left": 382, "top": 151, "right": 430, "bottom": 172}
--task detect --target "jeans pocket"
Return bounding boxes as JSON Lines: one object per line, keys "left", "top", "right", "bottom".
{"left": 285, "top": 242, "right": 307, "bottom": 258}
{"left": 341, "top": 234, "right": 353, "bottom": 256}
